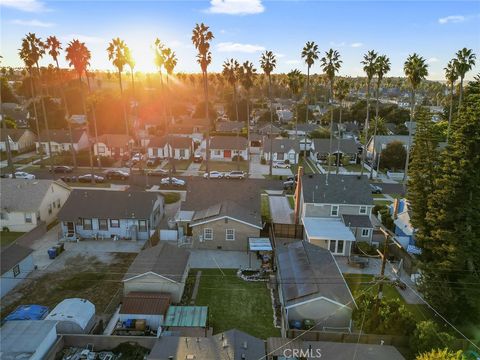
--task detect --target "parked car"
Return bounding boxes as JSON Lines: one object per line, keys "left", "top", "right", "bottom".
{"left": 145, "top": 168, "right": 168, "bottom": 177}
{"left": 273, "top": 160, "right": 290, "bottom": 168}
{"left": 225, "top": 171, "right": 246, "bottom": 179}
{"left": 9, "top": 171, "right": 35, "bottom": 179}
{"left": 146, "top": 157, "right": 160, "bottom": 167}
{"left": 193, "top": 155, "right": 203, "bottom": 163}
{"left": 131, "top": 153, "right": 143, "bottom": 164}
{"left": 203, "top": 171, "right": 224, "bottom": 179}
{"left": 283, "top": 179, "right": 296, "bottom": 190}
{"left": 287, "top": 174, "right": 298, "bottom": 182}
{"left": 78, "top": 174, "right": 105, "bottom": 183}
{"left": 50, "top": 166, "right": 73, "bottom": 173}
{"left": 370, "top": 184, "right": 383, "bottom": 194}
{"left": 60, "top": 175, "right": 78, "bottom": 182}
{"left": 160, "top": 177, "right": 186, "bottom": 186}
{"left": 104, "top": 169, "right": 129, "bottom": 180}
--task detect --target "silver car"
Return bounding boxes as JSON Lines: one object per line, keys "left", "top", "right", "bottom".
{"left": 225, "top": 171, "right": 246, "bottom": 179}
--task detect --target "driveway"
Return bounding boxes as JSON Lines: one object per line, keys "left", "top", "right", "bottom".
{"left": 188, "top": 249, "right": 261, "bottom": 269}
{"left": 183, "top": 162, "right": 202, "bottom": 176}
{"left": 269, "top": 196, "right": 294, "bottom": 224}
{"left": 249, "top": 154, "right": 293, "bottom": 178}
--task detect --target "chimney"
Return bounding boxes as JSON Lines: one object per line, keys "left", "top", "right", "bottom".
{"left": 294, "top": 166, "right": 304, "bottom": 224}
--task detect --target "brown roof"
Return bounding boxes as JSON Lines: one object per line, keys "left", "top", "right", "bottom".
{"left": 120, "top": 292, "right": 171, "bottom": 315}
{"left": 1, "top": 244, "right": 33, "bottom": 275}
{"left": 96, "top": 134, "right": 133, "bottom": 148}
{"left": 209, "top": 136, "right": 247, "bottom": 150}
{"left": 148, "top": 135, "right": 192, "bottom": 149}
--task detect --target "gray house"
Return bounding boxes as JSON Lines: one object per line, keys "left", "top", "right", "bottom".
{"left": 263, "top": 138, "right": 300, "bottom": 164}
{"left": 366, "top": 135, "right": 410, "bottom": 164}
{"left": 310, "top": 138, "right": 359, "bottom": 164}
{"left": 58, "top": 190, "right": 164, "bottom": 241}
{"left": 276, "top": 241, "right": 355, "bottom": 331}
{"left": 1, "top": 244, "right": 34, "bottom": 298}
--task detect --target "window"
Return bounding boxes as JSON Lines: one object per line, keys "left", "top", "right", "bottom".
{"left": 99, "top": 219, "right": 108, "bottom": 231}
{"left": 138, "top": 220, "right": 147, "bottom": 232}
{"left": 13, "top": 265, "right": 20, "bottom": 277}
{"left": 48, "top": 204, "right": 52, "bottom": 214}
{"left": 329, "top": 240, "right": 336, "bottom": 252}
{"left": 204, "top": 228, "right": 213, "bottom": 240}
{"left": 110, "top": 219, "right": 120, "bottom": 228}
{"left": 225, "top": 229, "right": 235, "bottom": 241}
{"left": 277, "top": 152, "right": 284, "bottom": 160}
{"left": 83, "top": 218, "right": 92, "bottom": 230}
{"left": 0, "top": 212, "right": 8, "bottom": 220}
{"left": 337, "top": 240, "right": 344, "bottom": 254}
{"left": 57, "top": 199, "right": 61, "bottom": 208}
{"left": 98, "top": 145, "right": 106, "bottom": 154}
{"left": 179, "top": 149, "right": 185, "bottom": 158}
{"left": 25, "top": 213, "right": 32, "bottom": 223}
{"left": 359, "top": 206, "right": 367, "bottom": 215}
{"left": 331, "top": 205, "right": 339, "bottom": 216}
{"left": 329, "top": 240, "right": 346, "bottom": 255}
{"left": 361, "top": 228, "right": 370, "bottom": 237}
{"left": 214, "top": 150, "right": 221, "bottom": 156}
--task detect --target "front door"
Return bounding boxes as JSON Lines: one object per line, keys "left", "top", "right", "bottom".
{"left": 224, "top": 150, "right": 232, "bottom": 158}
{"left": 66, "top": 221, "right": 75, "bottom": 236}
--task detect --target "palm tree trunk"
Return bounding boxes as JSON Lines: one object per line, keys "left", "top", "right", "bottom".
{"left": 29, "top": 72, "right": 44, "bottom": 165}
{"left": 268, "top": 75, "right": 273, "bottom": 176}
{"left": 86, "top": 73, "right": 101, "bottom": 169}
{"left": 305, "top": 66, "right": 310, "bottom": 125}
{"left": 447, "top": 83, "right": 454, "bottom": 145}
{"left": 234, "top": 84, "right": 239, "bottom": 122}
{"left": 119, "top": 72, "right": 129, "bottom": 137}
{"left": 326, "top": 82, "right": 334, "bottom": 183}
{"left": 204, "top": 70, "right": 211, "bottom": 175}
{"left": 458, "top": 76, "right": 464, "bottom": 112}
{"left": 360, "top": 82, "right": 370, "bottom": 176}
{"left": 1, "top": 97, "right": 15, "bottom": 178}
{"left": 336, "top": 103, "right": 342, "bottom": 175}
{"left": 403, "top": 89, "right": 415, "bottom": 187}
{"left": 80, "top": 74, "right": 95, "bottom": 184}
{"left": 36, "top": 64, "right": 54, "bottom": 175}
{"left": 246, "top": 92, "right": 250, "bottom": 175}
{"left": 369, "top": 84, "right": 380, "bottom": 179}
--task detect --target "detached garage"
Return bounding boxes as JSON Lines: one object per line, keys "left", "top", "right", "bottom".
{"left": 119, "top": 292, "right": 171, "bottom": 330}
{"left": 45, "top": 298, "right": 95, "bottom": 334}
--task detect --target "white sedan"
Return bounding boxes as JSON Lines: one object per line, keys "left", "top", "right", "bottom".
{"left": 203, "top": 171, "right": 224, "bottom": 179}
{"left": 160, "top": 177, "right": 186, "bottom": 186}
{"left": 9, "top": 171, "right": 36, "bottom": 179}
{"left": 273, "top": 160, "right": 290, "bottom": 169}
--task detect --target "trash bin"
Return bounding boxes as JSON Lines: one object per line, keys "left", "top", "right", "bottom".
{"left": 289, "top": 320, "right": 302, "bottom": 330}
{"left": 47, "top": 248, "right": 56, "bottom": 259}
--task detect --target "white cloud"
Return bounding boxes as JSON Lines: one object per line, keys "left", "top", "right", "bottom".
{"left": 217, "top": 42, "right": 265, "bottom": 53}
{"left": 428, "top": 57, "right": 439, "bottom": 63}
{"left": 10, "top": 19, "right": 54, "bottom": 27}
{"left": 206, "top": 0, "right": 264, "bottom": 15}
{"left": 285, "top": 60, "right": 300, "bottom": 65}
{"left": 60, "top": 34, "right": 105, "bottom": 45}
{"left": 274, "top": 53, "right": 285, "bottom": 58}
{"left": 438, "top": 15, "right": 465, "bottom": 24}
{"left": 0, "top": 0, "right": 49, "bottom": 12}
{"left": 350, "top": 42, "right": 363, "bottom": 48}
{"left": 329, "top": 41, "right": 346, "bottom": 47}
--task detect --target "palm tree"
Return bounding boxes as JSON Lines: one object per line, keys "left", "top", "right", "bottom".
{"left": 444, "top": 60, "right": 458, "bottom": 144}
{"left": 334, "top": 78, "right": 350, "bottom": 174}
{"left": 301, "top": 41, "right": 319, "bottom": 125}
{"left": 164, "top": 47, "right": 178, "bottom": 173}
{"left": 222, "top": 58, "right": 240, "bottom": 122}
{"left": 370, "top": 54, "right": 390, "bottom": 179}
{"left": 320, "top": 49, "right": 342, "bottom": 181}
{"left": 125, "top": 46, "right": 135, "bottom": 95}
{"left": 403, "top": 53, "right": 428, "bottom": 185}
{"left": 260, "top": 50, "right": 277, "bottom": 176}
{"left": 192, "top": 23, "right": 214, "bottom": 173}
{"left": 454, "top": 48, "right": 476, "bottom": 109}
{"left": 360, "top": 50, "right": 378, "bottom": 176}
{"left": 239, "top": 61, "right": 257, "bottom": 175}
{"left": 65, "top": 39, "right": 96, "bottom": 183}
{"left": 287, "top": 69, "right": 304, "bottom": 152}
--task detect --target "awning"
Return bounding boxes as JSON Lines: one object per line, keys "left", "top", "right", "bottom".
{"left": 249, "top": 237, "right": 272, "bottom": 251}
{"left": 302, "top": 217, "right": 356, "bottom": 242}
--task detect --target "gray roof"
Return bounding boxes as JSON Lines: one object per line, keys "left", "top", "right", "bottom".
{"left": 296, "top": 123, "right": 319, "bottom": 133}
{"left": 342, "top": 214, "right": 373, "bottom": 228}
{"left": 148, "top": 135, "right": 193, "bottom": 149}
{"left": 38, "top": 128, "right": 86, "bottom": 143}
{"left": 266, "top": 338, "right": 405, "bottom": 360}
{"left": 216, "top": 121, "right": 245, "bottom": 132}
{"left": 190, "top": 200, "right": 262, "bottom": 228}
{"left": 312, "top": 138, "right": 359, "bottom": 154}
{"left": 301, "top": 174, "right": 374, "bottom": 205}
{"left": 58, "top": 190, "right": 160, "bottom": 221}
{"left": 257, "top": 123, "right": 282, "bottom": 135}
{"left": 0, "top": 179, "right": 69, "bottom": 212}
{"left": 1, "top": 244, "right": 33, "bottom": 275}
{"left": 148, "top": 329, "right": 265, "bottom": 360}
{"left": 210, "top": 136, "right": 247, "bottom": 150}
{"left": 0, "top": 129, "right": 33, "bottom": 142}
{"left": 263, "top": 138, "right": 300, "bottom": 153}
{"left": 123, "top": 242, "right": 190, "bottom": 282}
{"left": 369, "top": 135, "right": 410, "bottom": 154}
{"left": 1, "top": 103, "right": 28, "bottom": 123}
{"left": 276, "top": 241, "right": 355, "bottom": 308}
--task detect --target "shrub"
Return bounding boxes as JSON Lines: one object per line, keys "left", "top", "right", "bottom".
{"left": 260, "top": 157, "right": 267, "bottom": 165}
{"left": 373, "top": 204, "right": 386, "bottom": 216}
{"left": 410, "top": 320, "right": 456, "bottom": 356}
{"left": 355, "top": 241, "right": 378, "bottom": 255}
{"left": 232, "top": 155, "right": 244, "bottom": 162}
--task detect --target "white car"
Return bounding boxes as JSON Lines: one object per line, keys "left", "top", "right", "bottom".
{"left": 203, "top": 171, "right": 224, "bottom": 179}
{"left": 10, "top": 171, "right": 36, "bottom": 179}
{"left": 160, "top": 177, "right": 186, "bottom": 186}
{"left": 273, "top": 160, "right": 290, "bottom": 169}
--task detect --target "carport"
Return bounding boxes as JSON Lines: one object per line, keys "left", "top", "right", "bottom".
{"left": 248, "top": 237, "right": 273, "bottom": 269}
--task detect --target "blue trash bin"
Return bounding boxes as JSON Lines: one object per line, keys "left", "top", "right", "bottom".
{"left": 47, "top": 248, "right": 56, "bottom": 259}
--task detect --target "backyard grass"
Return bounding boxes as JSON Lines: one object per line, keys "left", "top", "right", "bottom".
{"left": 261, "top": 194, "right": 272, "bottom": 222}
{"left": 287, "top": 195, "right": 295, "bottom": 209}
{"left": 199, "top": 161, "right": 248, "bottom": 172}
{"left": 160, "top": 192, "right": 181, "bottom": 204}
{"left": 192, "top": 269, "right": 280, "bottom": 338}
{"left": 0, "top": 232, "right": 25, "bottom": 248}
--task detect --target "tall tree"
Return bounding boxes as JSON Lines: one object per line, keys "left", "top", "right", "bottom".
{"left": 444, "top": 60, "right": 458, "bottom": 144}
{"left": 360, "top": 50, "right": 378, "bottom": 176}
{"left": 301, "top": 41, "right": 319, "bottom": 124}
{"left": 334, "top": 78, "right": 350, "bottom": 174}
{"left": 164, "top": 47, "right": 178, "bottom": 173}
{"left": 260, "top": 50, "right": 277, "bottom": 176}
{"left": 403, "top": 53, "right": 428, "bottom": 186}
{"left": 192, "top": 23, "right": 214, "bottom": 173}
{"left": 453, "top": 48, "right": 476, "bottom": 110}
{"left": 239, "top": 61, "right": 257, "bottom": 175}
{"left": 287, "top": 69, "right": 305, "bottom": 150}
{"left": 320, "top": 49, "right": 342, "bottom": 181}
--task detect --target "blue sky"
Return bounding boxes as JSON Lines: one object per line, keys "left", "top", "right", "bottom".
{"left": 1, "top": 0, "right": 479, "bottom": 80}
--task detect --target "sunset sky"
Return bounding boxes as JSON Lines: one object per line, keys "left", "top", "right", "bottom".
{"left": 1, "top": 0, "right": 479, "bottom": 79}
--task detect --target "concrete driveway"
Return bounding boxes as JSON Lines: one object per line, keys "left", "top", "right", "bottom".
{"left": 249, "top": 154, "right": 293, "bottom": 178}
{"left": 188, "top": 249, "right": 261, "bottom": 269}
{"left": 183, "top": 162, "right": 202, "bottom": 176}
{"left": 269, "top": 196, "right": 294, "bottom": 224}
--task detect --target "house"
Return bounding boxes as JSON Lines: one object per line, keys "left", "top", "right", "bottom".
{"left": 262, "top": 138, "right": 300, "bottom": 164}
{"left": 36, "top": 128, "right": 89, "bottom": 155}
{"left": 334, "top": 122, "right": 360, "bottom": 139}
{"left": 169, "top": 118, "right": 209, "bottom": 143}
{"left": 93, "top": 133, "right": 134, "bottom": 159}
{"left": 0, "top": 320, "right": 58, "bottom": 360}
{"left": 310, "top": 138, "right": 359, "bottom": 164}
{"left": 298, "top": 174, "right": 375, "bottom": 254}
{"left": 123, "top": 242, "right": 190, "bottom": 302}
{"left": 391, "top": 198, "right": 420, "bottom": 254}
{"left": 0, "top": 128, "right": 36, "bottom": 153}
{"left": 209, "top": 136, "right": 248, "bottom": 161}
{"left": 0, "top": 179, "right": 71, "bottom": 232}
{"left": 147, "top": 135, "right": 193, "bottom": 160}
{"left": 1, "top": 244, "right": 34, "bottom": 298}
{"left": 256, "top": 123, "right": 282, "bottom": 137}
{"left": 148, "top": 329, "right": 265, "bottom": 360}
{"left": 276, "top": 241, "right": 355, "bottom": 331}
{"left": 57, "top": 190, "right": 164, "bottom": 241}
{"left": 215, "top": 120, "right": 245, "bottom": 133}
{"left": 366, "top": 135, "right": 410, "bottom": 164}
{"left": 1, "top": 103, "right": 29, "bottom": 128}
{"left": 45, "top": 298, "right": 95, "bottom": 334}
{"left": 276, "top": 108, "right": 293, "bottom": 123}
{"left": 266, "top": 338, "right": 405, "bottom": 360}
{"left": 119, "top": 292, "right": 171, "bottom": 330}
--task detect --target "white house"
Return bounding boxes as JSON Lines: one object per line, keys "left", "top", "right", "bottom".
{"left": 36, "top": 129, "right": 89, "bottom": 155}
{"left": 1, "top": 244, "right": 34, "bottom": 298}
{"left": 262, "top": 138, "right": 300, "bottom": 164}
{"left": 45, "top": 298, "right": 95, "bottom": 334}
{"left": 0, "top": 128, "right": 37, "bottom": 153}
{"left": 147, "top": 135, "right": 193, "bottom": 160}
{"left": 0, "top": 179, "right": 72, "bottom": 232}
{"left": 209, "top": 136, "right": 248, "bottom": 161}
{"left": 93, "top": 133, "right": 134, "bottom": 159}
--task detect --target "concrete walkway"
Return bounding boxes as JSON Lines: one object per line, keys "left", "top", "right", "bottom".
{"left": 269, "top": 195, "right": 294, "bottom": 224}
{"left": 183, "top": 162, "right": 202, "bottom": 176}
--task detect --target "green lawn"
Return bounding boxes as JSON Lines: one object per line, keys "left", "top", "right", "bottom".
{"left": 261, "top": 194, "right": 272, "bottom": 222}
{"left": 373, "top": 199, "right": 392, "bottom": 206}
{"left": 287, "top": 195, "right": 295, "bottom": 209}
{"left": 14, "top": 155, "right": 42, "bottom": 165}
{"left": 0, "top": 232, "right": 25, "bottom": 248}
{"left": 193, "top": 269, "right": 280, "bottom": 338}
{"left": 199, "top": 161, "right": 248, "bottom": 172}
{"left": 166, "top": 159, "right": 192, "bottom": 171}
{"left": 372, "top": 194, "right": 386, "bottom": 198}
{"left": 343, "top": 164, "right": 364, "bottom": 172}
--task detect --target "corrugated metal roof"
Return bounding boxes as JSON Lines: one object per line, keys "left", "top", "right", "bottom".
{"left": 164, "top": 306, "right": 208, "bottom": 327}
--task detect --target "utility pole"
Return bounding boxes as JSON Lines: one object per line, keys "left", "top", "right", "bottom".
{"left": 377, "top": 227, "right": 390, "bottom": 299}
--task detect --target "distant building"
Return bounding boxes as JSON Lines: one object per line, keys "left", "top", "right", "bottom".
{"left": 0, "top": 128, "right": 36, "bottom": 153}
{"left": 215, "top": 120, "right": 245, "bottom": 133}
{"left": 147, "top": 135, "right": 193, "bottom": 160}
{"left": 366, "top": 135, "right": 410, "bottom": 163}
{"left": 1, "top": 103, "right": 30, "bottom": 128}
{"left": 93, "top": 134, "right": 134, "bottom": 159}
{"left": 36, "top": 129, "right": 89, "bottom": 155}
{"left": 310, "top": 138, "right": 359, "bottom": 164}
{"left": 209, "top": 136, "right": 248, "bottom": 161}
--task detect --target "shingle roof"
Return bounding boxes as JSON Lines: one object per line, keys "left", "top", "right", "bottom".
{"left": 120, "top": 292, "right": 171, "bottom": 315}
{"left": 96, "top": 134, "right": 133, "bottom": 148}
{"left": 257, "top": 123, "right": 282, "bottom": 134}
{"left": 369, "top": 135, "right": 410, "bottom": 153}
{"left": 312, "top": 138, "right": 359, "bottom": 154}
{"left": 216, "top": 121, "right": 245, "bottom": 132}
{"left": 148, "top": 135, "right": 192, "bottom": 149}
{"left": 123, "top": 242, "right": 190, "bottom": 283}
{"left": 38, "top": 129, "right": 86, "bottom": 143}
{"left": 342, "top": 214, "right": 373, "bottom": 228}
{"left": 301, "top": 174, "right": 374, "bottom": 205}
{"left": 190, "top": 200, "right": 262, "bottom": 228}
{"left": 1, "top": 103, "right": 28, "bottom": 123}
{"left": 296, "top": 123, "right": 319, "bottom": 133}
{"left": 263, "top": 138, "right": 300, "bottom": 153}
{"left": 210, "top": 136, "right": 247, "bottom": 150}
{"left": 0, "top": 129, "right": 32, "bottom": 142}
{"left": 57, "top": 190, "right": 160, "bottom": 220}
{"left": 1, "top": 244, "right": 33, "bottom": 275}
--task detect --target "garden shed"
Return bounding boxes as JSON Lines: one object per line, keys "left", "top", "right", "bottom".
{"left": 45, "top": 298, "right": 95, "bottom": 334}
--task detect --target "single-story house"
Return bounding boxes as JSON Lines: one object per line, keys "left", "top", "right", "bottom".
{"left": 209, "top": 136, "right": 248, "bottom": 161}
{"left": 276, "top": 241, "right": 355, "bottom": 331}
{"left": 1, "top": 103, "right": 29, "bottom": 128}
{"left": 262, "top": 138, "right": 300, "bottom": 164}
{"left": 215, "top": 120, "right": 245, "bottom": 133}
{"left": 277, "top": 109, "right": 293, "bottom": 123}
{"left": 57, "top": 190, "right": 164, "bottom": 241}
{"left": 334, "top": 121, "right": 360, "bottom": 139}
{"left": 93, "top": 133, "right": 134, "bottom": 158}
{"left": 119, "top": 292, "right": 171, "bottom": 330}
{"left": 123, "top": 243, "right": 190, "bottom": 302}
{"left": 256, "top": 123, "right": 282, "bottom": 137}
{"left": 310, "top": 138, "right": 359, "bottom": 164}
{"left": 0, "top": 128, "right": 37, "bottom": 153}
{"left": 366, "top": 135, "right": 410, "bottom": 163}
{"left": 147, "top": 135, "right": 193, "bottom": 160}
{"left": 0, "top": 179, "right": 72, "bottom": 232}
{"left": 45, "top": 298, "right": 95, "bottom": 334}
{"left": 1, "top": 244, "right": 34, "bottom": 298}
{"left": 36, "top": 128, "right": 89, "bottom": 155}
{"left": 169, "top": 118, "right": 209, "bottom": 143}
